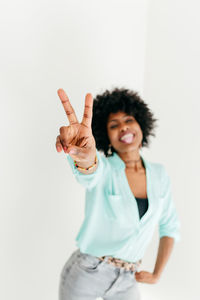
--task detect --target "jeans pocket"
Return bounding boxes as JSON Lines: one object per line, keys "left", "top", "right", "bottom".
{"left": 77, "top": 254, "right": 102, "bottom": 272}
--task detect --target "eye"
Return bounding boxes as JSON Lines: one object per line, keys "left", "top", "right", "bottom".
{"left": 110, "top": 124, "right": 118, "bottom": 129}
{"left": 126, "top": 119, "right": 133, "bottom": 123}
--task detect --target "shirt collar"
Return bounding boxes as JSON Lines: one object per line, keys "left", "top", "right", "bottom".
{"left": 108, "top": 151, "right": 148, "bottom": 170}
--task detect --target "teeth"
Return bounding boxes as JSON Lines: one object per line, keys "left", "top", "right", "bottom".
{"left": 120, "top": 133, "right": 133, "bottom": 141}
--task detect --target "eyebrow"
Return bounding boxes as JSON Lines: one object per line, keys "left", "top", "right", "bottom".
{"left": 107, "top": 115, "right": 133, "bottom": 123}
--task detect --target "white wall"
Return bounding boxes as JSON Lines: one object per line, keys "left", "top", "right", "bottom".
{"left": 142, "top": 1, "right": 200, "bottom": 299}
{"left": 0, "top": 1, "right": 148, "bottom": 300}
{"left": 2, "top": 1, "right": 199, "bottom": 299}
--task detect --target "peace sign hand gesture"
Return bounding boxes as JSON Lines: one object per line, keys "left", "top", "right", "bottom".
{"left": 56, "top": 89, "right": 96, "bottom": 167}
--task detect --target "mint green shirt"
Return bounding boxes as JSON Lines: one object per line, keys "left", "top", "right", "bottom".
{"left": 67, "top": 149, "right": 181, "bottom": 263}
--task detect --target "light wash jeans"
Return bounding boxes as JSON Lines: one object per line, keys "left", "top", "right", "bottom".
{"left": 59, "top": 248, "right": 141, "bottom": 300}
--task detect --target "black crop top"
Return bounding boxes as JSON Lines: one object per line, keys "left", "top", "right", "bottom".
{"left": 135, "top": 197, "right": 149, "bottom": 219}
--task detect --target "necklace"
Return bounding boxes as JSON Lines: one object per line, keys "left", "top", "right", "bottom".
{"left": 125, "top": 157, "right": 141, "bottom": 164}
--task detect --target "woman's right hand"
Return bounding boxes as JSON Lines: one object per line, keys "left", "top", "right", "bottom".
{"left": 56, "top": 89, "right": 96, "bottom": 166}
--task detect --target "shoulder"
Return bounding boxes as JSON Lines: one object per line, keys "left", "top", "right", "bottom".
{"left": 96, "top": 150, "right": 108, "bottom": 164}
{"left": 145, "top": 158, "right": 164, "bottom": 174}
{"left": 96, "top": 150, "right": 122, "bottom": 171}
{"left": 96, "top": 150, "right": 111, "bottom": 170}
{"left": 145, "top": 158, "right": 170, "bottom": 181}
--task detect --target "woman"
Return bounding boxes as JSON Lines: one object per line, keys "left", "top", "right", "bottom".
{"left": 56, "top": 88, "right": 181, "bottom": 300}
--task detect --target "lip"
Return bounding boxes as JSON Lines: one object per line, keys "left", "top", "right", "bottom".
{"left": 119, "top": 130, "right": 135, "bottom": 141}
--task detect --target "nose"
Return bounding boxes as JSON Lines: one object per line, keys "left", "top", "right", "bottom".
{"left": 119, "top": 123, "right": 129, "bottom": 132}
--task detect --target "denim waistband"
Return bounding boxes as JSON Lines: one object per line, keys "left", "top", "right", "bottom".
{"left": 77, "top": 249, "right": 142, "bottom": 272}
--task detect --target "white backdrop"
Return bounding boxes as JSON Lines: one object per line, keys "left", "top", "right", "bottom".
{"left": 1, "top": 0, "right": 199, "bottom": 299}
{"left": 142, "top": 1, "right": 200, "bottom": 299}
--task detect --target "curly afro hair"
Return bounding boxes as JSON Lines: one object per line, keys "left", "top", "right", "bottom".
{"left": 91, "top": 87, "right": 158, "bottom": 157}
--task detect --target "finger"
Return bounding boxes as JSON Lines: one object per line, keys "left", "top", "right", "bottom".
{"left": 81, "top": 93, "right": 93, "bottom": 128}
{"left": 57, "top": 89, "right": 79, "bottom": 125}
{"left": 135, "top": 272, "right": 139, "bottom": 275}
{"left": 56, "top": 135, "right": 68, "bottom": 153}
{"left": 56, "top": 136, "right": 64, "bottom": 152}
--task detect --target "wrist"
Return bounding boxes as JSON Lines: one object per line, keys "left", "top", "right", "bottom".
{"left": 74, "top": 153, "right": 97, "bottom": 170}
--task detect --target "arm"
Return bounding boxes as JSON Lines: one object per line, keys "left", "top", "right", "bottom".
{"left": 153, "top": 236, "right": 174, "bottom": 280}
{"left": 135, "top": 236, "right": 175, "bottom": 284}
{"left": 158, "top": 166, "right": 181, "bottom": 243}
{"left": 56, "top": 89, "right": 106, "bottom": 188}
{"left": 135, "top": 166, "right": 181, "bottom": 284}
{"left": 72, "top": 152, "right": 98, "bottom": 175}
{"left": 66, "top": 149, "right": 107, "bottom": 189}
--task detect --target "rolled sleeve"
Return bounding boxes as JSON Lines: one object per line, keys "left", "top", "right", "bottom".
{"left": 159, "top": 166, "right": 181, "bottom": 243}
{"left": 66, "top": 149, "right": 107, "bottom": 189}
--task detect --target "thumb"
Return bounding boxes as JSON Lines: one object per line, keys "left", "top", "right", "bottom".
{"left": 66, "top": 145, "right": 88, "bottom": 161}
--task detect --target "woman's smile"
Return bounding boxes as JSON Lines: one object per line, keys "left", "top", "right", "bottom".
{"left": 119, "top": 133, "right": 135, "bottom": 144}
{"left": 107, "top": 111, "right": 143, "bottom": 153}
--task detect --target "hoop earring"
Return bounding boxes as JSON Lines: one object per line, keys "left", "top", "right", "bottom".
{"left": 108, "top": 144, "right": 112, "bottom": 155}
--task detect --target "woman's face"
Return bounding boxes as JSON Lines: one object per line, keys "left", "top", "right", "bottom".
{"left": 106, "top": 111, "right": 143, "bottom": 154}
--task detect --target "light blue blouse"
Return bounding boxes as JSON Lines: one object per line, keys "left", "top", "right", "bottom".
{"left": 67, "top": 149, "right": 181, "bottom": 263}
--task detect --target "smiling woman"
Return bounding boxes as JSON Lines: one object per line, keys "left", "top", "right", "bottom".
{"left": 107, "top": 112, "right": 143, "bottom": 154}
{"left": 56, "top": 87, "right": 181, "bottom": 300}
{"left": 108, "top": 114, "right": 137, "bottom": 143}
{"left": 92, "top": 88, "right": 158, "bottom": 158}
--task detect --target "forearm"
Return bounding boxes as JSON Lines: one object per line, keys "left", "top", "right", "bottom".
{"left": 153, "top": 236, "right": 174, "bottom": 279}
{"left": 75, "top": 152, "right": 98, "bottom": 174}
{"left": 66, "top": 149, "right": 104, "bottom": 189}
{"left": 76, "top": 160, "right": 98, "bottom": 174}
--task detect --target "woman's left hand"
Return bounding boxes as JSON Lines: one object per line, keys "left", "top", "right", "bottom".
{"left": 135, "top": 271, "right": 159, "bottom": 284}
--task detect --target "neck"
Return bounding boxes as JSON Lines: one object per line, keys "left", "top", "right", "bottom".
{"left": 117, "top": 150, "right": 144, "bottom": 171}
